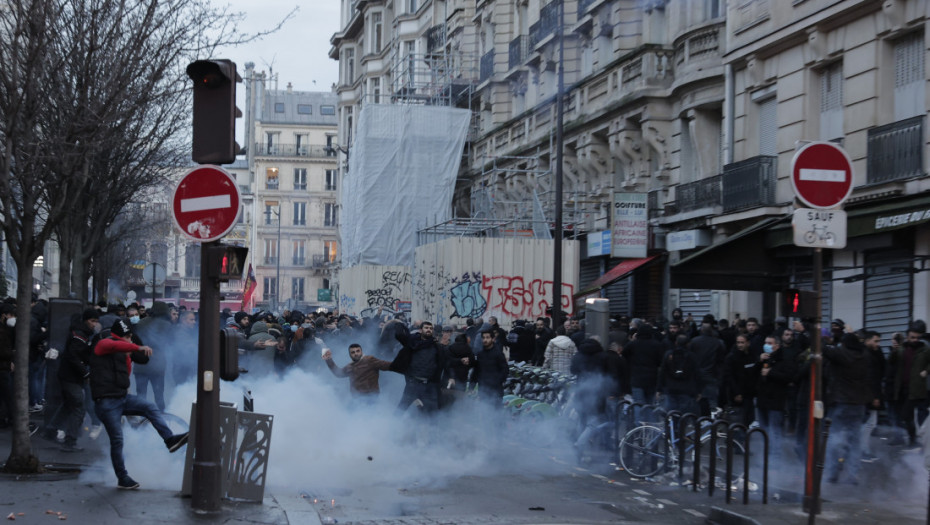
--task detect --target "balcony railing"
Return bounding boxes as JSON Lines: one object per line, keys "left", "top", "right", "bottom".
{"left": 647, "top": 189, "right": 662, "bottom": 219}
{"left": 867, "top": 116, "right": 924, "bottom": 184}
{"left": 529, "top": 1, "right": 559, "bottom": 48}
{"left": 676, "top": 174, "right": 722, "bottom": 213}
{"left": 253, "top": 143, "right": 335, "bottom": 158}
{"left": 263, "top": 256, "right": 278, "bottom": 265}
{"left": 509, "top": 35, "right": 528, "bottom": 70}
{"left": 480, "top": 50, "right": 494, "bottom": 81}
{"left": 325, "top": 183, "right": 337, "bottom": 191}
{"left": 311, "top": 255, "right": 328, "bottom": 268}
{"left": 722, "top": 156, "right": 777, "bottom": 213}
{"left": 579, "top": 0, "right": 597, "bottom": 15}
{"left": 292, "top": 257, "right": 305, "bottom": 266}
{"left": 426, "top": 24, "right": 445, "bottom": 54}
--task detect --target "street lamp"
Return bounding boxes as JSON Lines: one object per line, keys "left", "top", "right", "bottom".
{"left": 265, "top": 205, "right": 282, "bottom": 312}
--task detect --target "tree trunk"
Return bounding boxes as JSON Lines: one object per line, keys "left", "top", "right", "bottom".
{"left": 4, "top": 258, "right": 40, "bottom": 473}
{"left": 70, "top": 250, "right": 87, "bottom": 303}
{"left": 57, "top": 235, "right": 72, "bottom": 298}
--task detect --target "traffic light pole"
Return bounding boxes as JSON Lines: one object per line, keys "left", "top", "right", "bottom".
{"left": 192, "top": 241, "right": 222, "bottom": 512}
{"left": 803, "top": 247, "right": 824, "bottom": 519}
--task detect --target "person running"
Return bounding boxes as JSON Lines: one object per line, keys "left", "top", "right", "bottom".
{"left": 89, "top": 319, "right": 188, "bottom": 490}
{"left": 322, "top": 343, "right": 393, "bottom": 402}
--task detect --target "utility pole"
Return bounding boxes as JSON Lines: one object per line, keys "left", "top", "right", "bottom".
{"left": 552, "top": 0, "right": 565, "bottom": 330}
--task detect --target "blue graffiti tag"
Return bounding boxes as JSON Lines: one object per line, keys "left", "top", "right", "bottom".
{"left": 449, "top": 281, "right": 486, "bottom": 319}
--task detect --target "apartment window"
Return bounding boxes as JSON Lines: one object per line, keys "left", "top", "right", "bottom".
{"left": 294, "top": 168, "right": 307, "bottom": 190}
{"left": 370, "top": 77, "right": 381, "bottom": 103}
{"left": 265, "top": 168, "right": 279, "bottom": 190}
{"left": 407, "top": 0, "right": 418, "bottom": 14}
{"left": 345, "top": 106, "right": 354, "bottom": 146}
{"left": 820, "top": 62, "right": 843, "bottom": 141}
{"left": 324, "top": 203, "right": 338, "bottom": 227}
{"left": 297, "top": 104, "right": 312, "bottom": 115}
{"left": 324, "top": 240, "right": 338, "bottom": 263}
{"left": 184, "top": 246, "right": 200, "bottom": 277}
{"left": 274, "top": 102, "right": 285, "bottom": 113}
{"left": 293, "top": 240, "right": 305, "bottom": 266}
{"left": 757, "top": 95, "right": 777, "bottom": 156}
{"left": 321, "top": 105, "right": 336, "bottom": 116}
{"left": 263, "top": 239, "right": 278, "bottom": 265}
{"left": 371, "top": 12, "right": 383, "bottom": 53}
{"left": 680, "top": 119, "right": 698, "bottom": 183}
{"left": 894, "top": 32, "right": 925, "bottom": 120}
{"left": 264, "top": 201, "right": 279, "bottom": 225}
{"left": 404, "top": 40, "right": 416, "bottom": 86}
{"left": 265, "top": 131, "right": 278, "bottom": 153}
{"left": 292, "top": 277, "right": 305, "bottom": 302}
{"left": 293, "top": 201, "right": 306, "bottom": 226}
{"left": 325, "top": 170, "right": 337, "bottom": 191}
{"left": 344, "top": 48, "right": 355, "bottom": 84}
{"left": 262, "top": 277, "right": 277, "bottom": 301}
{"left": 322, "top": 278, "right": 330, "bottom": 289}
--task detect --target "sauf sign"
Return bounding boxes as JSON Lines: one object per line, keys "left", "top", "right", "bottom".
{"left": 612, "top": 192, "right": 648, "bottom": 258}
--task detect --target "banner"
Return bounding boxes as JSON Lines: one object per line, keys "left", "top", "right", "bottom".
{"left": 241, "top": 263, "right": 256, "bottom": 311}
{"left": 612, "top": 192, "right": 648, "bottom": 258}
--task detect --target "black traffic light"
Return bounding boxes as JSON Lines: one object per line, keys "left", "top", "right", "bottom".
{"left": 186, "top": 59, "right": 241, "bottom": 165}
{"left": 204, "top": 244, "right": 248, "bottom": 282}
{"left": 219, "top": 327, "right": 240, "bottom": 381}
{"left": 783, "top": 288, "right": 818, "bottom": 319}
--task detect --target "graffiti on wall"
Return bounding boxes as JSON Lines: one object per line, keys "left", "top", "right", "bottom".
{"left": 449, "top": 272, "right": 487, "bottom": 319}
{"left": 364, "top": 270, "right": 412, "bottom": 309}
{"left": 441, "top": 271, "right": 575, "bottom": 320}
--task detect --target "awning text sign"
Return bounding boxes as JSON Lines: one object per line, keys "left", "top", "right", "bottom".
{"left": 612, "top": 192, "right": 648, "bottom": 258}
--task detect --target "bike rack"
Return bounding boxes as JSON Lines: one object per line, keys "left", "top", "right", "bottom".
{"left": 725, "top": 423, "right": 748, "bottom": 504}
{"left": 693, "top": 416, "right": 714, "bottom": 492}
{"left": 664, "top": 410, "right": 681, "bottom": 474}
{"left": 707, "top": 419, "right": 731, "bottom": 497}
{"left": 678, "top": 413, "right": 698, "bottom": 481}
{"left": 614, "top": 400, "right": 634, "bottom": 466}
{"left": 743, "top": 427, "right": 770, "bottom": 504}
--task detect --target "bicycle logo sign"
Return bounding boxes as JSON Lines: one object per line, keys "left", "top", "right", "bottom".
{"left": 791, "top": 208, "right": 847, "bottom": 249}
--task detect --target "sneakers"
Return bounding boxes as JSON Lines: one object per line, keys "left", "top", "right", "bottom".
{"left": 88, "top": 424, "right": 104, "bottom": 440}
{"left": 28, "top": 403, "right": 44, "bottom": 413}
{"left": 60, "top": 442, "right": 84, "bottom": 453}
{"left": 56, "top": 430, "right": 66, "bottom": 443}
{"left": 860, "top": 452, "right": 878, "bottom": 463}
{"left": 117, "top": 476, "right": 140, "bottom": 490}
{"left": 165, "top": 432, "right": 189, "bottom": 453}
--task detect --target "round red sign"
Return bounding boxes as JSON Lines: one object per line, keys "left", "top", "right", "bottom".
{"left": 790, "top": 141, "right": 853, "bottom": 210}
{"left": 171, "top": 165, "right": 241, "bottom": 242}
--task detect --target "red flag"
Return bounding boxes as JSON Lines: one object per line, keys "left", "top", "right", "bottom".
{"left": 241, "top": 263, "right": 256, "bottom": 311}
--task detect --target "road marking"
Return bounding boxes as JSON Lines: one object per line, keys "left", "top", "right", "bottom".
{"left": 656, "top": 498, "right": 678, "bottom": 506}
{"left": 591, "top": 474, "right": 608, "bottom": 480}
{"left": 684, "top": 509, "right": 705, "bottom": 518}
{"left": 632, "top": 489, "right": 651, "bottom": 496}
{"left": 181, "top": 195, "right": 231, "bottom": 212}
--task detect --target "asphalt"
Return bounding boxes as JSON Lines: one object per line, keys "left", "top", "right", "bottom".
{"left": 1, "top": 411, "right": 927, "bottom": 525}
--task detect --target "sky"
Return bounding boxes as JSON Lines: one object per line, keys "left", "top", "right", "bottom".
{"left": 215, "top": 0, "right": 341, "bottom": 93}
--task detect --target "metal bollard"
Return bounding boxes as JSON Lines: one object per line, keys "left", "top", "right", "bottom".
{"left": 678, "top": 413, "right": 698, "bottom": 482}
{"left": 726, "top": 423, "right": 748, "bottom": 504}
{"left": 744, "top": 427, "right": 770, "bottom": 504}
{"left": 809, "top": 418, "right": 832, "bottom": 525}
{"left": 708, "top": 419, "right": 730, "bottom": 497}
{"left": 694, "top": 416, "right": 713, "bottom": 492}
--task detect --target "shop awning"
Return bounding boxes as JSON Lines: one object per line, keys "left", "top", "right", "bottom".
{"left": 575, "top": 255, "right": 661, "bottom": 297}
{"left": 671, "top": 216, "right": 788, "bottom": 291}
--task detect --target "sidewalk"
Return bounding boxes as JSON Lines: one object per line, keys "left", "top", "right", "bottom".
{"left": 0, "top": 414, "right": 318, "bottom": 524}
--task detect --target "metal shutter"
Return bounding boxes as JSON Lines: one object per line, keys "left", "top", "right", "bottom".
{"left": 894, "top": 32, "right": 925, "bottom": 121}
{"left": 677, "top": 289, "right": 712, "bottom": 319}
{"left": 604, "top": 261, "right": 631, "bottom": 317}
{"left": 864, "top": 250, "right": 913, "bottom": 348}
{"left": 579, "top": 258, "right": 603, "bottom": 290}
{"left": 758, "top": 96, "right": 777, "bottom": 156}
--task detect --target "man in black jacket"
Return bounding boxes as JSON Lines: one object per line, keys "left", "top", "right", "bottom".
{"left": 473, "top": 330, "right": 508, "bottom": 405}
{"left": 690, "top": 324, "right": 726, "bottom": 415}
{"left": 391, "top": 321, "right": 449, "bottom": 414}
{"left": 54, "top": 308, "right": 99, "bottom": 452}
{"left": 90, "top": 319, "right": 188, "bottom": 490}
{"left": 823, "top": 331, "right": 872, "bottom": 484}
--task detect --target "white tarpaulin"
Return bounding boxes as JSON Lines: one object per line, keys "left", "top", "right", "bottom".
{"left": 341, "top": 104, "right": 471, "bottom": 268}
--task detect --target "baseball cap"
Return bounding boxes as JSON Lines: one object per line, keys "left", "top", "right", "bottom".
{"left": 111, "top": 319, "right": 132, "bottom": 337}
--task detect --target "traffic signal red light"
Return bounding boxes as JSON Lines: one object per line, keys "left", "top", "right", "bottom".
{"left": 186, "top": 59, "right": 242, "bottom": 165}
{"left": 783, "top": 288, "right": 818, "bottom": 318}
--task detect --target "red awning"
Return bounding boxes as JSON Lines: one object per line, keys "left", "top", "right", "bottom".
{"left": 574, "top": 255, "right": 660, "bottom": 297}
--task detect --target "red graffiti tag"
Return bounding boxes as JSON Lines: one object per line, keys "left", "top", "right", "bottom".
{"left": 480, "top": 275, "right": 574, "bottom": 319}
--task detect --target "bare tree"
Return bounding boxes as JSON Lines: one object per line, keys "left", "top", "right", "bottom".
{"left": 0, "top": 0, "right": 292, "bottom": 473}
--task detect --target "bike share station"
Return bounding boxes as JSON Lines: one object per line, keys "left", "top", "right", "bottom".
{"left": 173, "top": 60, "right": 274, "bottom": 512}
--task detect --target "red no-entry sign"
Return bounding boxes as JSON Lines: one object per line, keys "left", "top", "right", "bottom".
{"left": 172, "top": 165, "right": 241, "bottom": 242}
{"left": 790, "top": 142, "right": 853, "bottom": 209}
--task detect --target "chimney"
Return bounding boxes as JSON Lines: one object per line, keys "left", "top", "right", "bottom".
{"left": 287, "top": 82, "right": 293, "bottom": 93}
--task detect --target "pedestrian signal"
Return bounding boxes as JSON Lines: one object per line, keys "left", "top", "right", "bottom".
{"left": 783, "top": 288, "right": 818, "bottom": 319}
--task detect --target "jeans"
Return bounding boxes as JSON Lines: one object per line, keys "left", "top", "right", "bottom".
{"left": 756, "top": 407, "right": 784, "bottom": 459}
{"left": 396, "top": 378, "right": 440, "bottom": 414}
{"left": 901, "top": 398, "right": 930, "bottom": 443}
{"left": 860, "top": 409, "right": 878, "bottom": 455}
{"left": 29, "top": 356, "right": 45, "bottom": 406}
{"left": 826, "top": 403, "right": 865, "bottom": 481}
{"left": 665, "top": 394, "right": 697, "bottom": 416}
{"left": 134, "top": 372, "right": 166, "bottom": 411}
{"left": 94, "top": 395, "right": 174, "bottom": 481}
{"left": 632, "top": 386, "right": 656, "bottom": 423}
{"left": 59, "top": 381, "right": 85, "bottom": 444}
{"left": 700, "top": 383, "right": 719, "bottom": 415}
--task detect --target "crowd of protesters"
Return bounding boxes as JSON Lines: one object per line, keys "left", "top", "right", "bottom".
{"left": 3, "top": 295, "right": 929, "bottom": 486}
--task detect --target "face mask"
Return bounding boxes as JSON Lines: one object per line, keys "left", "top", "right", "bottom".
{"left": 763, "top": 343, "right": 774, "bottom": 353}
{"left": 129, "top": 315, "right": 140, "bottom": 324}
{"left": 93, "top": 323, "right": 103, "bottom": 334}
{"left": 290, "top": 325, "right": 298, "bottom": 333}
{"left": 6, "top": 318, "right": 15, "bottom": 328}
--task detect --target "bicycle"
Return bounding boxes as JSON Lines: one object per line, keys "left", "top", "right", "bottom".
{"left": 618, "top": 410, "right": 745, "bottom": 479}
{"left": 803, "top": 223, "right": 835, "bottom": 244}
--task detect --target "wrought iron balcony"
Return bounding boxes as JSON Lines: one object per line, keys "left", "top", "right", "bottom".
{"left": 252, "top": 143, "right": 334, "bottom": 158}
{"left": 292, "top": 257, "right": 305, "bottom": 266}
{"left": 867, "top": 116, "right": 924, "bottom": 184}
{"left": 311, "top": 255, "right": 329, "bottom": 268}
{"left": 722, "top": 156, "right": 776, "bottom": 213}
{"left": 263, "top": 256, "right": 278, "bottom": 265}
{"left": 509, "top": 35, "right": 528, "bottom": 69}
{"left": 647, "top": 189, "right": 662, "bottom": 219}
{"left": 480, "top": 50, "right": 494, "bottom": 81}
{"left": 529, "top": 1, "right": 559, "bottom": 48}
{"left": 426, "top": 25, "right": 445, "bottom": 54}
{"left": 676, "top": 174, "right": 722, "bottom": 213}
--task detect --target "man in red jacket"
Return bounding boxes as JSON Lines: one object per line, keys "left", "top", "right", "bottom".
{"left": 89, "top": 319, "right": 188, "bottom": 490}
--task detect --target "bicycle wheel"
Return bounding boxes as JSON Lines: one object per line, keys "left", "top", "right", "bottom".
{"left": 619, "top": 425, "right": 667, "bottom": 478}
{"left": 699, "top": 433, "right": 746, "bottom": 481}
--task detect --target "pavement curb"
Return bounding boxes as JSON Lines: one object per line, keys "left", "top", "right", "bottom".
{"left": 705, "top": 506, "right": 762, "bottom": 525}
